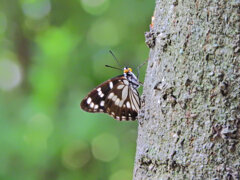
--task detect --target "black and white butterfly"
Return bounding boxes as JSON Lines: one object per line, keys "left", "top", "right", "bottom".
{"left": 80, "top": 67, "right": 140, "bottom": 121}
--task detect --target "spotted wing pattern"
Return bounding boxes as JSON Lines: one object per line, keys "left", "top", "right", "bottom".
{"left": 80, "top": 75, "right": 140, "bottom": 121}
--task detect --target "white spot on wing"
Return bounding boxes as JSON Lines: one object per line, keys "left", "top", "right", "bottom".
{"left": 129, "top": 88, "right": 139, "bottom": 111}
{"left": 94, "top": 104, "right": 99, "bottom": 109}
{"left": 108, "top": 92, "right": 114, "bottom": 99}
{"left": 100, "top": 101, "right": 105, "bottom": 107}
{"left": 123, "top": 80, "right": 129, "bottom": 85}
{"left": 90, "top": 102, "right": 94, "bottom": 108}
{"left": 122, "top": 86, "right": 128, "bottom": 101}
{"left": 131, "top": 94, "right": 138, "bottom": 111}
{"left": 115, "top": 98, "right": 120, "bottom": 106}
{"left": 97, "top": 88, "right": 104, "bottom": 98}
{"left": 119, "top": 100, "right": 124, "bottom": 107}
{"left": 117, "top": 84, "right": 124, "bottom": 89}
{"left": 87, "top": 97, "right": 92, "bottom": 104}
{"left": 126, "top": 101, "right": 131, "bottom": 109}
{"left": 112, "top": 95, "right": 117, "bottom": 101}
{"left": 109, "top": 82, "right": 113, "bottom": 89}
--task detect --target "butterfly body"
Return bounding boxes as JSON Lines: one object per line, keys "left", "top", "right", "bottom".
{"left": 80, "top": 67, "right": 140, "bottom": 121}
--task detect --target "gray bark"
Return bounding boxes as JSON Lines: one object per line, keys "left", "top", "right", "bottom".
{"left": 134, "top": 0, "right": 240, "bottom": 179}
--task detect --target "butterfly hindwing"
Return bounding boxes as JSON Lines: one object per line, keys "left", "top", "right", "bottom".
{"left": 104, "top": 76, "right": 140, "bottom": 120}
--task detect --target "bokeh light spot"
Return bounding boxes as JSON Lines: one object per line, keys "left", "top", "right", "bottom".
{"left": 0, "top": 12, "right": 7, "bottom": 34}
{"left": 88, "top": 19, "right": 120, "bottom": 46}
{"left": 35, "top": 27, "right": 78, "bottom": 59}
{"left": 109, "top": 169, "right": 132, "bottom": 180}
{"left": 62, "top": 141, "right": 91, "bottom": 170}
{"left": 21, "top": 0, "right": 51, "bottom": 20}
{"left": 24, "top": 113, "right": 53, "bottom": 150}
{"left": 91, "top": 133, "right": 119, "bottom": 162}
{"left": 0, "top": 59, "right": 22, "bottom": 91}
{"left": 80, "top": 0, "right": 109, "bottom": 15}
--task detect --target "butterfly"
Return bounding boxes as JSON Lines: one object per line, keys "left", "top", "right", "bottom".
{"left": 80, "top": 67, "right": 141, "bottom": 121}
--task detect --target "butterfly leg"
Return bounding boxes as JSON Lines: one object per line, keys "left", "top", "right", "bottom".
{"left": 137, "top": 60, "right": 148, "bottom": 78}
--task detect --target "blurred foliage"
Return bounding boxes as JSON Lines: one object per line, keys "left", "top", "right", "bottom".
{"left": 0, "top": 0, "right": 154, "bottom": 179}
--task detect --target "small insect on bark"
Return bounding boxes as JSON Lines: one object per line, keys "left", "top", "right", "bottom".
{"left": 80, "top": 51, "right": 144, "bottom": 121}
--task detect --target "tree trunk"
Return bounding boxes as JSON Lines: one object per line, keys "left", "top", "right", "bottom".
{"left": 134, "top": 0, "right": 240, "bottom": 179}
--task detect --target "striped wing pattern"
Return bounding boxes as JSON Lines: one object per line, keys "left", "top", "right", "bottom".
{"left": 80, "top": 75, "right": 140, "bottom": 121}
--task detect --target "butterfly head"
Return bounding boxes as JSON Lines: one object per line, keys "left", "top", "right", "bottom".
{"left": 123, "top": 67, "right": 132, "bottom": 74}
{"left": 123, "top": 67, "right": 139, "bottom": 89}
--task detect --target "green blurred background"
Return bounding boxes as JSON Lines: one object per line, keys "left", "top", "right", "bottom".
{"left": 0, "top": 0, "right": 154, "bottom": 179}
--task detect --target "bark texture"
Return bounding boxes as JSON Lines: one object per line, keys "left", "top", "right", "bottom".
{"left": 134, "top": 0, "right": 240, "bottom": 179}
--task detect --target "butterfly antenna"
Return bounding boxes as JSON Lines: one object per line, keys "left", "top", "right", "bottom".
{"left": 105, "top": 65, "right": 122, "bottom": 71}
{"left": 137, "top": 60, "right": 148, "bottom": 78}
{"left": 109, "top": 50, "right": 122, "bottom": 67}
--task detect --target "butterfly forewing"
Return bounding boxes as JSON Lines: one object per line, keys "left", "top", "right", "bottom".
{"left": 80, "top": 76, "right": 120, "bottom": 113}
{"left": 80, "top": 75, "right": 140, "bottom": 121}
